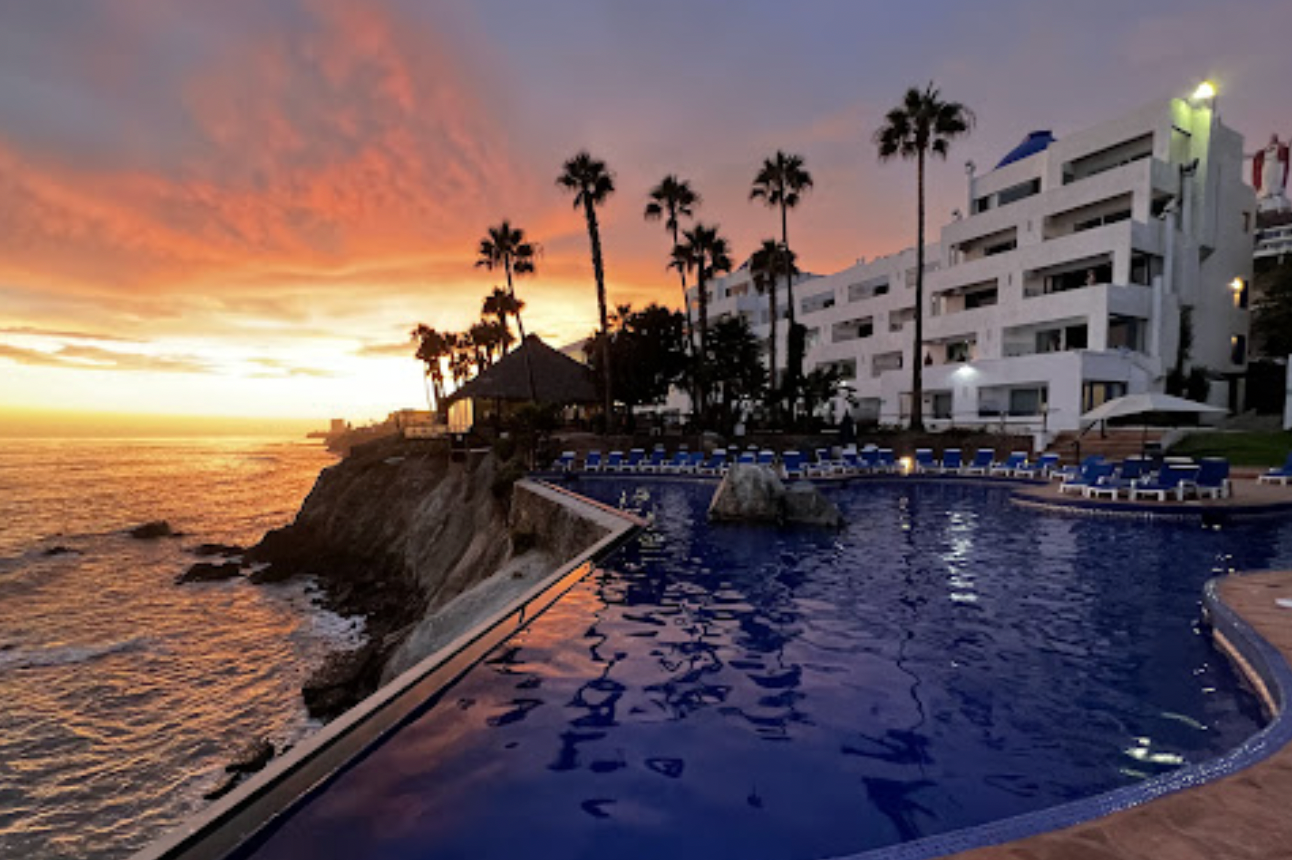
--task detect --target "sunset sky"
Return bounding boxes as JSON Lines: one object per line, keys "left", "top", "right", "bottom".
{"left": 1, "top": 0, "right": 1288, "bottom": 432}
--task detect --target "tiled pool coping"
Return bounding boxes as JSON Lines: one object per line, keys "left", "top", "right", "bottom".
{"left": 135, "top": 474, "right": 1292, "bottom": 860}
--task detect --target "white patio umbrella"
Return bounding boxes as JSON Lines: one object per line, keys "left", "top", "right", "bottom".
{"left": 1080, "top": 392, "right": 1225, "bottom": 424}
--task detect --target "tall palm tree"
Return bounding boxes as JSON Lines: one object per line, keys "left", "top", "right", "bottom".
{"left": 557, "top": 151, "right": 616, "bottom": 426}
{"left": 749, "top": 151, "right": 813, "bottom": 329}
{"left": 874, "top": 82, "right": 974, "bottom": 430}
{"left": 481, "top": 286, "right": 520, "bottom": 353}
{"left": 674, "top": 222, "right": 733, "bottom": 420}
{"left": 447, "top": 333, "right": 474, "bottom": 387}
{"left": 411, "top": 324, "right": 450, "bottom": 410}
{"left": 644, "top": 175, "right": 701, "bottom": 345}
{"left": 476, "top": 221, "right": 538, "bottom": 399}
{"left": 749, "top": 239, "right": 796, "bottom": 398}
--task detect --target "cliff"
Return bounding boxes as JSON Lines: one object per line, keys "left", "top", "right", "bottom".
{"left": 247, "top": 437, "right": 612, "bottom": 720}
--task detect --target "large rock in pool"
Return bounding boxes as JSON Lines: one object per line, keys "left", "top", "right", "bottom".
{"left": 784, "top": 481, "right": 844, "bottom": 528}
{"left": 708, "top": 463, "right": 842, "bottom": 527}
{"left": 708, "top": 463, "right": 786, "bottom": 523}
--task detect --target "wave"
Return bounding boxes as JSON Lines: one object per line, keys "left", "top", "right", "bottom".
{"left": 0, "top": 636, "right": 155, "bottom": 670}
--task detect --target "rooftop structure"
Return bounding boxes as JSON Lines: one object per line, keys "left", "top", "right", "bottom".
{"left": 690, "top": 90, "right": 1257, "bottom": 436}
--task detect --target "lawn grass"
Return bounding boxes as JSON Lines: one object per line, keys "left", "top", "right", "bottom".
{"left": 1170, "top": 431, "right": 1292, "bottom": 467}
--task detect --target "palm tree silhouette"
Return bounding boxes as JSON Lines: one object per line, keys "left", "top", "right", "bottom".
{"left": 482, "top": 286, "right": 521, "bottom": 352}
{"left": 750, "top": 239, "right": 797, "bottom": 405}
{"left": 558, "top": 151, "right": 616, "bottom": 427}
{"left": 411, "top": 324, "right": 450, "bottom": 411}
{"left": 874, "top": 83, "right": 974, "bottom": 430}
{"left": 674, "top": 223, "right": 734, "bottom": 421}
{"left": 477, "top": 222, "right": 539, "bottom": 400}
{"left": 644, "top": 175, "right": 701, "bottom": 347}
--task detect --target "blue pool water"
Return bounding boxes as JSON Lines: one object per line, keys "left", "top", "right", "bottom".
{"left": 235, "top": 480, "right": 1289, "bottom": 860}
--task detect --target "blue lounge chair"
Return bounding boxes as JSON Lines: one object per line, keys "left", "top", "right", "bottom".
{"left": 1014, "top": 452, "right": 1059, "bottom": 479}
{"left": 990, "top": 451, "right": 1027, "bottom": 476}
{"left": 962, "top": 449, "right": 995, "bottom": 475}
{"left": 1258, "top": 452, "right": 1292, "bottom": 486}
{"left": 1059, "top": 460, "right": 1115, "bottom": 495}
{"left": 805, "top": 448, "right": 837, "bottom": 478}
{"left": 685, "top": 451, "right": 704, "bottom": 472}
{"left": 1052, "top": 455, "right": 1104, "bottom": 483}
{"left": 914, "top": 448, "right": 937, "bottom": 473}
{"left": 859, "top": 447, "right": 879, "bottom": 472}
{"left": 1192, "top": 458, "right": 1231, "bottom": 499}
{"left": 940, "top": 449, "right": 963, "bottom": 472}
{"left": 703, "top": 449, "right": 728, "bottom": 474}
{"left": 737, "top": 451, "right": 756, "bottom": 465}
{"left": 757, "top": 449, "right": 776, "bottom": 468}
{"left": 1082, "top": 458, "right": 1149, "bottom": 499}
{"left": 624, "top": 448, "right": 646, "bottom": 471}
{"left": 640, "top": 449, "right": 667, "bottom": 472}
{"left": 876, "top": 448, "right": 897, "bottom": 473}
{"left": 551, "top": 451, "right": 576, "bottom": 472}
{"left": 1128, "top": 463, "right": 1201, "bottom": 502}
{"left": 583, "top": 451, "right": 603, "bottom": 472}
{"left": 605, "top": 450, "right": 624, "bottom": 471}
{"left": 661, "top": 451, "right": 689, "bottom": 473}
{"left": 782, "top": 450, "right": 806, "bottom": 480}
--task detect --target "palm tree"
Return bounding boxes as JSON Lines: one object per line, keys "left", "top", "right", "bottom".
{"left": 644, "top": 175, "right": 701, "bottom": 346}
{"left": 557, "top": 151, "right": 616, "bottom": 426}
{"left": 874, "top": 83, "right": 974, "bottom": 430}
{"left": 749, "top": 239, "right": 796, "bottom": 400}
{"left": 411, "top": 324, "right": 450, "bottom": 410}
{"left": 481, "top": 286, "right": 520, "bottom": 352}
{"left": 447, "top": 333, "right": 475, "bottom": 387}
{"left": 674, "top": 222, "right": 734, "bottom": 420}
{"left": 468, "top": 321, "right": 499, "bottom": 372}
{"left": 476, "top": 221, "right": 538, "bottom": 398}
{"left": 749, "top": 151, "right": 813, "bottom": 327}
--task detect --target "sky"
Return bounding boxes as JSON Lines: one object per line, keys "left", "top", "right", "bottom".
{"left": 1, "top": 0, "right": 1288, "bottom": 431}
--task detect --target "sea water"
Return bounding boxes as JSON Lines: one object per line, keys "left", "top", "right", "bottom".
{"left": 0, "top": 437, "right": 355, "bottom": 860}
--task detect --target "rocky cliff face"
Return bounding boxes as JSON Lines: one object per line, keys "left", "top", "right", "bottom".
{"left": 249, "top": 439, "right": 517, "bottom": 719}
{"left": 247, "top": 437, "right": 613, "bottom": 721}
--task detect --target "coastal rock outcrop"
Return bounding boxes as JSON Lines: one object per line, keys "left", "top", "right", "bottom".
{"left": 129, "top": 520, "right": 178, "bottom": 540}
{"left": 708, "top": 464, "right": 842, "bottom": 528}
{"left": 176, "top": 561, "right": 243, "bottom": 584}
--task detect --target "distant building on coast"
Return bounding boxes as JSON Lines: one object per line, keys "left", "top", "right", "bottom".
{"left": 688, "top": 87, "right": 1257, "bottom": 434}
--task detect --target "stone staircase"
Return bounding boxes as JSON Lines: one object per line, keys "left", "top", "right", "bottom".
{"left": 1046, "top": 428, "right": 1167, "bottom": 464}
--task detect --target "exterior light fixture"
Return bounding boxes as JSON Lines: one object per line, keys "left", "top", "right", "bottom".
{"left": 899, "top": 456, "right": 914, "bottom": 475}
{"left": 1192, "top": 81, "right": 1216, "bottom": 101}
{"left": 1229, "top": 277, "right": 1244, "bottom": 291}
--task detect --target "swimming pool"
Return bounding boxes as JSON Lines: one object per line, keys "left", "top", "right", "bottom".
{"left": 232, "top": 479, "right": 1287, "bottom": 860}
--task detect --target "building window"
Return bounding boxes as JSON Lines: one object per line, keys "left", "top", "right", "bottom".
{"left": 931, "top": 392, "right": 953, "bottom": 419}
{"left": 1083, "top": 381, "right": 1127, "bottom": 412}
{"left": 1231, "top": 334, "right": 1247, "bottom": 366}
{"left": 1009, "top": 386, "right": 1048, "bottom": 416}
{"left": 946, "top": 340, "right": 974, "bottom": 363}
{"left": 1242, "top": 211, "right": 1251, "bottom": 234}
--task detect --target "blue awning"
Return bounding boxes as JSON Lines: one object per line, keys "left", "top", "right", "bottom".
{"left": 996, "top": 130, "right": 1055, "bottom": 168}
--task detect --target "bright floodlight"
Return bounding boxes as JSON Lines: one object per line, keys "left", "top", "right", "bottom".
{"left": 1230, "top": 277, "right": 1245, "bottom": 291}
{"left": 1192, "top": 81, "right": 1216, "bottom": 101}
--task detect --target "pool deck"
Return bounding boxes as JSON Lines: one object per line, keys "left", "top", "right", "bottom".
{"left": 949, "top": 569, "right": 1292, "bottom": 860}
{"left": 1011, "top": 475, "right": 1292, "bottom": 519}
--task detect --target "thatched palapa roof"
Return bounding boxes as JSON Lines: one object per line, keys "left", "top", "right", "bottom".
{"left": 446, "top": 336, "right": 597, "bottom": 405}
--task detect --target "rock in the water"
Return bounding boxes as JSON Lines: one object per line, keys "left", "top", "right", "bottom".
{"left": 43, "top": 545, "right": 79, "bottom": 557}
{"left": 226, "top": 737, "right": 275, "bottom": 774}
{"left": 129, "top": 521, "right": 176, "bottom": 540}
{"left": 176, "top": 561, "right": 243, "bottom": 584}
{"left": 783, "top": 481, "right": 844, "bottom": 528}
{"left": 708, "top": 464, "right": 786, "bottom": 523}
{"left": 191, "top": 542, "right": 244, "bottom": 558}
{"left": 302, "top": 645, "right": 384, "bottom": 721}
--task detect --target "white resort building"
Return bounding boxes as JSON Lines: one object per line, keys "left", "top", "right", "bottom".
{"left": 688, "top": 91, "right": 1257, "bottom": 436}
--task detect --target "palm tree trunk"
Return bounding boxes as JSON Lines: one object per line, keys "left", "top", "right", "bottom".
{"left": 586, "top": 199, "right": 613, "bottom": 429}
{"left": 696, "top": 268, "right": 709, "bottom": 425}
{"left": 674, "top": 223, "right": 701, "bottom": 419}
{"left": 423, "top": 370, "right": 434, "bottom": 411}
{"left": 911, "top": 149, "right": 926, "bottom": 432}
{"left": 506, "top": 261, "right": 539, "bottom": 402}
{"left": 768, "top": 279, "right": 778, "bottom": 406}
{"left": 781, "top": 204, "right": 798, "bottom": 421}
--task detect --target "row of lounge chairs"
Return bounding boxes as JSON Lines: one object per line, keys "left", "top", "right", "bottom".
{"left": 549, "top": 445, "right": 1070, "bottom": 482}
{"left": 1056, "top": 456, "right": 1232, "bottom": 501}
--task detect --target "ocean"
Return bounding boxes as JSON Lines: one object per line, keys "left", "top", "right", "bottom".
{"left": 0, "top": 437, "right": 356, "bottom": 860}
